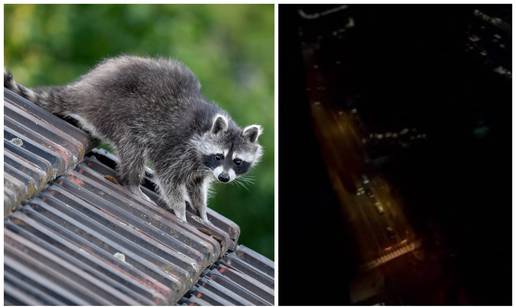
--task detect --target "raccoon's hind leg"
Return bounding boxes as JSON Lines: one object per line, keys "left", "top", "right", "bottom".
{"left": 187, "top": 177, "right": 212, "bottom": 223}
{"left": 156, "top": 181, "right": 188, "bottom": 222}
{"left": 117, "top": 147, "right": 153, "bottom": 203}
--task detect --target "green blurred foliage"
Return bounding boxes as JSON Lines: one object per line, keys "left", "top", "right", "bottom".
{"left": 5, "top": 4, "right": 274, "bottom": 259}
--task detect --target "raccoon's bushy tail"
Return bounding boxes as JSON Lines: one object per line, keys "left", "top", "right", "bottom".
{"left": 4, "top": 70, "right": 63, "bottom": 113}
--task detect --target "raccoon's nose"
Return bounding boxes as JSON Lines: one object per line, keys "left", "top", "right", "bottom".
{"left": 218, "top": 173, "right": 230, "bottom": 183}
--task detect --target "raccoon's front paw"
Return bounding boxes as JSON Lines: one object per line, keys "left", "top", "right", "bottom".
{"left": 167, "top": 203, "right": 187, "bottom": 222}
{"left": 174, "top": 209, "right": 187, "bottom": 222}
{"left": 201, "top": 216, "right": 214, "bottom": 226}
{"left": 196, "top": 209, "right": 210, "bottom": 224}
{"left": 130, "top": 186, "right": 155, "bottom": 204}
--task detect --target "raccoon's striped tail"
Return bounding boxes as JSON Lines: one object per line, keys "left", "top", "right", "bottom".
{"left": 4, "top": 70, "right": 53, "bottom": 109}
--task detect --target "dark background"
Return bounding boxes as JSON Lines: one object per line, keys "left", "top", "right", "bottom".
{"left": 280, "top": 5, "right": 511, "bottom": 305}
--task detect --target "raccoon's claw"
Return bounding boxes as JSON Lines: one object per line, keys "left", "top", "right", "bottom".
{"left": 173, "top": 209, "right": 187, "bottom": 223}
{"left": 198, "top": 211, "right": 211, "bottom": 225}
{"left": 130, "top": 186, "right": 155, "bottom": 204}
{"left": 202, "top": 217, "right": 214, "bottom": 226}
{"left": 165, "top": 202, "right": 187, "bottom": 222}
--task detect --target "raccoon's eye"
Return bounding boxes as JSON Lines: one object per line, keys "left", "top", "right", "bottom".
{"left": 233, "top": 158, "right": 242, "bottom": 165}
{"left": 215, "top": 154, "right": 224, "bottom": 161}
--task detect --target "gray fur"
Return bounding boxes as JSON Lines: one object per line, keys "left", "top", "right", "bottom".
{"left": 4, "top": 56, "right": 263, "bottom": 222}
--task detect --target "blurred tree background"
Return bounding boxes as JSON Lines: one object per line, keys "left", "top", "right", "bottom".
{"left": 5, "top": 4, "right": 274, "bottom": 259}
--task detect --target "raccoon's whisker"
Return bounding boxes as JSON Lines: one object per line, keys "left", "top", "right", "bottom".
{"left": 231, "top": 179, "right": 242, "bottom": 187}
{"left": 233, "top": 178, "right": 250, "bottom": 191}
{"left": 238, "top": 175, "right": 255, "bottom": 184}
{"left": 239, "top": 182, "right": 250, "bottom": 191}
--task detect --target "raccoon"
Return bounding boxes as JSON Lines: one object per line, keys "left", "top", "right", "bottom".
{"left": 4, "top": 56, "right": 263, "bottom": 222}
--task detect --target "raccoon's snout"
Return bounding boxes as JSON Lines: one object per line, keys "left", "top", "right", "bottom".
{"left": 213, "top": 166, "right": 235, "bottom": 183}
{"left": 218, "top": 173, "right": 230, "bottom": 183}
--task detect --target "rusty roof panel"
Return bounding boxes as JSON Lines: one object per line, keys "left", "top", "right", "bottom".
{"left": 234, "top": 245, "right": 274, "bottom": 279}
{"left": 5, "top": 89, "right": 90, "bottom": 144}
{"left": 180, "top": 246, "right": 275, "bottom": 306}
{"left": 5, "top": 230, "right": 139, "bottom": 305}
{"left": 223, "top": 252, "right": 274, "bottom": 289}
{"left": 4, "top": 88, "right": 90, "bottom": 214}
{"left": 4, "top": 148, "right": 268, "bottom": 305}
{"left": 4, "top": 151, "right": 236, "bottom": 304}
{"left": 5, "top": 216, "right": 163, "bottom": 304}
{"left": 4, "top": 87, "right": 274, "bottom": 305}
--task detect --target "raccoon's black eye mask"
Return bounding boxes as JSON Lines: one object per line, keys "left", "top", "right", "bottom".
{"left": 233, "top": 160, "right": 251, "bottom": 175}
{"left": 203, "top": 154, "right": 223, "bottom": 169}
{"left": 202, "top": 153, "right": 251, "bottom": 174}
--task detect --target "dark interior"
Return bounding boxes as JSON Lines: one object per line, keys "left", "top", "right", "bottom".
{"left": 279, "top": 5, "right": 512, "bottom": 305}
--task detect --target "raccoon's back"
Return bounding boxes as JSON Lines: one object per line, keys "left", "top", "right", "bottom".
{"left": 69, "top": 56, "right": 202, "bottom": 110}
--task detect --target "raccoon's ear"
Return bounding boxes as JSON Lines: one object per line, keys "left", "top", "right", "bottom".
{"left": 242, "top": 125, "right": 263, "bottom": 143}
{"left": 211, "top": 114, "right": 228, "bottom": 135}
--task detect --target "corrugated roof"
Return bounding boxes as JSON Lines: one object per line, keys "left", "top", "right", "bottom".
{"left": 4, "top": 88, "right": 90, "bottom": 215}
{"left": 4, "top": 87, "right": 274, "bottom": 306}
{"left": 180, "top": 245, "right": 274, "bottom": 306}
